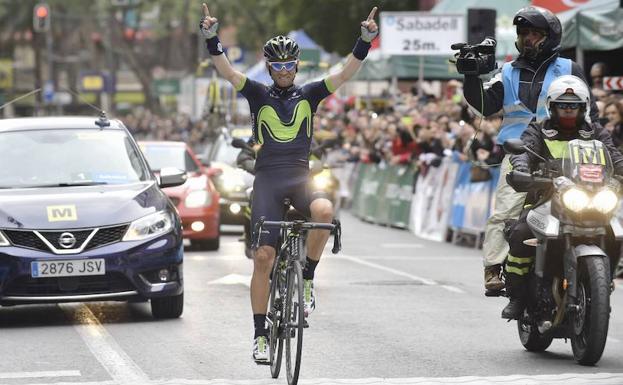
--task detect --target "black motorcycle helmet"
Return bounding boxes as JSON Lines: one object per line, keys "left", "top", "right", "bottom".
{"left": 513, "top": 6, "right": 562, "bottom": 61}
{"left": 263, "top": 35, "right": 300, "bottom": 62}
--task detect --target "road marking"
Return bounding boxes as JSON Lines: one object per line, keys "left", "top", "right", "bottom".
{"left": 59, "top": 372, "right": 623, "bottom": 384}
{"left": 608, "top": 336, "right": 621, "bottom": 343}
{"left": 60, "top": 303, "right": 150, "bottom": 384}
{"left": 380, "top": 243, "right": 424, "bottom": 249}
{"left": 335, "top": 254, "right": 465, "bottom": 293}
{"left": 208, "top": 273, "right": 251, "bottom": 287}
{"left": 0, "top": 370, "right": 80, "bottom": 379}
{"left": 325, "top": 255, "right": 481, "bottom": 261}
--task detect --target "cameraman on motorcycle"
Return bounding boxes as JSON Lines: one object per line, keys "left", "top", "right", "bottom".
{"left": 456, "top": 6, "right": 601, "bottom": 292}
{"left": 503, "top": 75, "right": 623, "bottom": 319}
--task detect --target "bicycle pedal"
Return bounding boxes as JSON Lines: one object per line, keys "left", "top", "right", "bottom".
{"left": 254, "top": 360, "right": 271, "bottom": 366}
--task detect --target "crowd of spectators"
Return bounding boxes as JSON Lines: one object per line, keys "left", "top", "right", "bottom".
{"left": 122, "top": 79, "right": 623, "bottom": 179}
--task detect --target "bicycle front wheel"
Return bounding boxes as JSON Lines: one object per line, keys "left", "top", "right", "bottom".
{"left": 269, "top": 261, "right": 284, "bottom": 378}
{"left": 285, "top": 259, "right": 304, "bottom": 385}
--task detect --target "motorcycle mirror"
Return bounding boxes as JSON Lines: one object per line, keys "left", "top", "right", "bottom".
{"left": 503, "top": 139, "right": 526, "bottom": 155}
{"left": 231, "top": 138, "right": 250, "bottom": 150}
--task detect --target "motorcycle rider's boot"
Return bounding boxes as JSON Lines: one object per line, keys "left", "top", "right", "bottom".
{"left": 501, "top": 274, "right": 527, "bottom": 320}
{"left": 484, "top": 264, "right": 504, "bottom": 291}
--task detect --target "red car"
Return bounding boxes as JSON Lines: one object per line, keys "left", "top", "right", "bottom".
{"left": 139, "top": 141, "right": 221, "bottom": 250}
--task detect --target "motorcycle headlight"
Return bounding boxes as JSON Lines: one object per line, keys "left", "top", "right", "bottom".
{"left": 313, "top": 174, "right": 331, "bottom": 190}
{"left": 123, "top": 211, "right": 174, "bottom": 241}
{"left": 593, "top": 188, "right": 618, "bottom": 214}
{"left": 185, "top": 190, "right": 211, "bottom": 208}
{"left": 0, "top": 231, "right": 10, "bottom": 246}
{"left": 562, "top": 188, "right": 590, "bottom": 212}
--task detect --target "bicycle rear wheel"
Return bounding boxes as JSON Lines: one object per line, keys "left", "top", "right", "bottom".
{"left": 285, "top": 259, "right": 304, "bottom": 385}
{"left": 268, "top": 260, "right": 284, "bottom": 378}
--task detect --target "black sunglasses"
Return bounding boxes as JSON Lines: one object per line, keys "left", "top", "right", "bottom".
{"left": 552, "top": 102, "right": 582, "bottom": 110}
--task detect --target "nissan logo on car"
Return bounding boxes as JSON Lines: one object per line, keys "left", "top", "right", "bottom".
{"left": 58, "top": 232, "right": 77, "bottom": 249}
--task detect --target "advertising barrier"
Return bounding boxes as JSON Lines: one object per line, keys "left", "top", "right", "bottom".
{"left": 351, "top": 163, "right": 415, "bottom": 228}
{"left": 348, "top": 157, "right": 500, "bottom": 240}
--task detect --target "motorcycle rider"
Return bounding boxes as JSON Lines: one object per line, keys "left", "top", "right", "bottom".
{"left": 460, "top": 6, "right": 601, "bottom": 292}
{"left": 503, "top": 75, "right": 623, "bottom": 319}
{"left": 200, "top": 3, "right": 378, "bottom": 363}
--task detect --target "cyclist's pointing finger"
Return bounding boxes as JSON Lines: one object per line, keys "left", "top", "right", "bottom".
{"left": 202, "top": 3, "right": 211, "bottom": 17}
{"left": 367, "top": 6, "right": 378, "bottom": 21}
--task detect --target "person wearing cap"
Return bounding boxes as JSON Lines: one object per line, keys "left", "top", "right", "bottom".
{"left": 199, "top": 2, "right": 379, "bottom": 363}
{"left": 503, "top": 75, "right": 623, "bottom": 319}
{"left": 459, "top": 6, "right": 601, "bottom": 294}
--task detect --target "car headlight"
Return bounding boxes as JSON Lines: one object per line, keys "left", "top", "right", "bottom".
{"left": 593, "top": 188, "right": 618, "bottom": 214}
{"left": 123, "top": 211, "right": 174, "bottom": 241}
{"left": 562, "top": 188, "right": 590, "bottom": 212}
{"left": 0, "top": 231, "right": 10, "bottom": 247}
{"left": 185, "top": 190, "right": 211, "bottom": 208}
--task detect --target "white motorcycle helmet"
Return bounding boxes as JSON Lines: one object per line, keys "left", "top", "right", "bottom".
{"left": 545, "top": 74, "right": 591, "bottom": 125}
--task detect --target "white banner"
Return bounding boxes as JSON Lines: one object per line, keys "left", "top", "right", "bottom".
{"left": 380, "top": 12, "right": 465, "bottom": 56}
{"left": 411, "top": 158, "right": 458, "bottom": 241}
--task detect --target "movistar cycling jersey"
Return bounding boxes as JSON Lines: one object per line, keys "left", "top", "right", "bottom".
{"left": 236, "top": 77, "right": 336, "bottom": 171}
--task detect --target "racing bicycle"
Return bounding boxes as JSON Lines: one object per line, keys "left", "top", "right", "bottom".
{"left": 252, "top": 202, "right": 341, "bottom": 385}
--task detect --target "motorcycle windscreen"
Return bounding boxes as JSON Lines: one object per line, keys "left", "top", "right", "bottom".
{"left": 561, "top": 139, "right": 613, "bottom": 188}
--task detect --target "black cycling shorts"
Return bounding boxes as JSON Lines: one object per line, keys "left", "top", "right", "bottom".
{"left": 252, "top": 167, "right": 324, "bottom": 249}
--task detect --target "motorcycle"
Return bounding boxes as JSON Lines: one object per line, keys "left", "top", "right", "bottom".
{"left": 500, "top": 138, "right": 621, "bottom": 366}
{"left": 230, "top": 138, "right": 342, "bottom": 259}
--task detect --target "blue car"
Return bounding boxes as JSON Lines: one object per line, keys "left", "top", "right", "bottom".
{"left": 0, "top": 115, "right": 186, "bottom": 319}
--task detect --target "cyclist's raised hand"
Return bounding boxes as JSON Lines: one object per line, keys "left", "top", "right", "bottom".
{"left": 199, "top": 3, "right": 219, "bottom": 39}
{"left": 360, "top": 6, "right": 379, "bottom": 43}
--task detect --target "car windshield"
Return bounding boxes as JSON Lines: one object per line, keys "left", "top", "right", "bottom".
{"left": 0, "top": 129, "right": 149, "bottom": 189}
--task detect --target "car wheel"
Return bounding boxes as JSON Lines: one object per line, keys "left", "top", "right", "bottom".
{"left": 151, "top": 293, "right": 184, "bottom": 319}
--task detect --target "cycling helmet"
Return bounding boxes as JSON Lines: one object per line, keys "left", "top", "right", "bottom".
{"left": 263, "top": 35, "right": 300, "bottom": 61}
{"left": 513, "top": 6, "right": 562, "bottom": 61}
{"left": 545, "top": 75, "right": 591, "bottom": 127}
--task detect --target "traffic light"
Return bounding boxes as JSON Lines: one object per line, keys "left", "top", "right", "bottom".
{"left": 33, "top": 3, "right": 51, "bottom": 33}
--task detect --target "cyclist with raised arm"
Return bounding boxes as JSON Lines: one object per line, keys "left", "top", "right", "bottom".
{"left": 199, "top": 3, "right": 378, "bottom": 363}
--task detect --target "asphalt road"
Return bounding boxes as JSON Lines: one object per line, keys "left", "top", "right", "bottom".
{"left": 0, "top": 212, "right": 622, "bottom": 385}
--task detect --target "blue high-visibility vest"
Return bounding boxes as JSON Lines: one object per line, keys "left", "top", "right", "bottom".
{"left": 497, "top": 57, "right": 572, "bottom": 145}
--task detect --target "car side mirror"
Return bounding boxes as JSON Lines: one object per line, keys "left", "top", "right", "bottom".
{"left": 503, "top": 139, "right": 526, "bottom": 155}
{"left": 158, "top": 167, "right": 187, "bottom": 188}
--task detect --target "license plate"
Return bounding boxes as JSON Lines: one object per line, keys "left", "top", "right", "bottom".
{"left": 31, "top": 259, "right": 105, "bottom": 278}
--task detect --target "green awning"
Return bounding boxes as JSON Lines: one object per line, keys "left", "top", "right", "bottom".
{"left": 558, "top": 0, "right": 623, "bottom": 51}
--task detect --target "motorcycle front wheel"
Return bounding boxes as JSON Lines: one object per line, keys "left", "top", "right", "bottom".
{"left": 571, "top": 256, "right": 610, "bottom": 366}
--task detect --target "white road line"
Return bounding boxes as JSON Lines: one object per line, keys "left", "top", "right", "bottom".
{"left": 0, "top": 370, "right": 80, "bottom": 379}
{"left": 60, "top": 303, "right": 150, "bottom": 384}
{"left": 325, "top": 255, "right": 481, "bottom": 261}
{"left": 335, "top": 254, "right": 465, "bottom": 293}
{"left": 607, "top": 336, "right": 621, "bottom": 343}
{"left": 380, "top": 243, "right": 424, "bottom": 249}
{"left": 208, "top": 273, "right": 251, "bottom": 287}
{"left": 119, "top": 372, "right": 623, "bottom": 385}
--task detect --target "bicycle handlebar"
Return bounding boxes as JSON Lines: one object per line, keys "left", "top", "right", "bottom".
{"left": 252, "top": 217, "right": 342, "bottom": 254}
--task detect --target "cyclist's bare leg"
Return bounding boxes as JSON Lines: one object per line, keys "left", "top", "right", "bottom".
{"left": 307, "top": 198, "right": 334, "bottom": 261}
{"left": 251, "top": 245, "right": 276, "bottom": 314}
